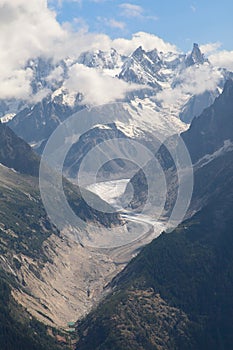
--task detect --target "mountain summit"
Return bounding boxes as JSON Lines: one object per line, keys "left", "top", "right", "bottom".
{"left": 185, "top": 43, "right": 207, "bottom": 67}
{"left": 3, "top": 42, "right": 232, "bottom": 150}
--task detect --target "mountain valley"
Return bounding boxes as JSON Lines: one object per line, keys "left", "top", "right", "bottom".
{"left": 0, "top": 21, "right": 233, "bottom": 350}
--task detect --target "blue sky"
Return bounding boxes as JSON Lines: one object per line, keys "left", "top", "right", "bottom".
{"left": 48, "top": 0, "right": 233, "bottom": 52}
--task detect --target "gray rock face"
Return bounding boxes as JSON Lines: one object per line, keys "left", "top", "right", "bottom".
{"left": 119, "top": 46, "right": 170, "bottom": 89}
{"left": 182, "top": 79, "right": 233, "bottom": 163}
{"left": 126, "top": 79, "right": 233, "bottom": 216}
{"left": 179, "top": 90, "right": 218, "bottom": 123}
{"left": 185, "top": 43, "right": 208, "bottom": 67}
{"left": 0, "top": 121, "right": 40, "bottom": 176}
{"left": 8, "top": 96, "right": 83, "bottom": 145}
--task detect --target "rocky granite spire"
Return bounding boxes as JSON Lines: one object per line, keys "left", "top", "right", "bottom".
{"left": 185, "top": 43, "right": 207, "bottom": 67}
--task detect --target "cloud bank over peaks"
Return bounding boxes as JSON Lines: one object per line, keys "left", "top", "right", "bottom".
{"left": 0, "top": 0, "right": 65, "bottom": 98}
{"left": 157, "top": 63, "right": 222, "bottom": 107}
{"left": 200, "top": 42, "right": 233, "bottom": 71}
{"left": 209, "top": 50, "right": 233, "bottom": 71}
{"left": 63, "top": 63, "right": 140, "bottom": 105}
{"left": 179, "top": 64, "right": 222, "bottom": 95}
{"left": 1, "top": 0, "right": 233, "bottom": 105}
{"left": 112, "top": 32, "right": 178, "bottom": 56}
{"left": 0, "top": 0, "right": 177, "bottom": 101}
{"left": 200, "top": 42, "right": 222, "bottom": 55}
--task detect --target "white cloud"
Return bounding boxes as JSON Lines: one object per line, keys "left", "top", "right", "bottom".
{"left": 208, "top": 50, "right": 233, "bottom": 71}
{"left": 199, "top": 43, "right": 233, "bottom": 72}
{"left": 46, "top": 66, "right": 65, "bottom": 83}
{"left": 107, "top": 19, "right": 126, "bottom": 30}
{"left": 0, "top": 68, "right": 33, "bottom": 100}
{"left": 63, "top": 63, "right": 139, "bottom": 105}
{"left": 157, "top": 64, "right": 222, "bottom": 106}
{"left": 97, "top": 17, "right": 126, "bottom": 30}
{"left": 63, "top": 16, "right": 89, "bottom": 32}
{"left": 119, "top": 3, "right": 158, "bottom": 21}
{"left": 119, "top": 3, "right": 144, "bottom": 18}
{"left": 179, "top": 65, "right": 222, "bottom": 95}
{"left": 112, "top": 32, "right": 178, "bottom": 56}
{"left": 32, "top": 88, "right": 52, "bottom": 103}
{"left": 0, "top": 0, "right": 65, "bottom": 98}
{"left": 200, "top": 42, "right": 222, "bottom": 55}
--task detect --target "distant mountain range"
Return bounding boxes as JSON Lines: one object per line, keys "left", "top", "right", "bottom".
{"left": 1, "top": 42, "right": 230, "bottom": 190}
{"left": 1, "top": 43, "right": 231, "bottom": 154}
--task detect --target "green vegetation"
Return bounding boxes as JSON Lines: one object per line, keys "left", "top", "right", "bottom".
{"left": 0, "top": 166, "right": 58, "bottom": 261}
{"left": 0, "top": 269, "right": 70, "bottom": 350}
{"left": 76, "top": 152, "right": 233, "bottom": 349}
{"left": 0, "top": 121, "right": 121, "bottom": 349}
{"left": 0, "top": 160, "right": 71, "bottom": 349}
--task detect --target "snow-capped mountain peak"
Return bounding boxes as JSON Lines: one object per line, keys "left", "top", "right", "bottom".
{"left": 78, "top": 48, "right": 124, "bottom": 70}
{"left": 185, "top": 43, "right": 208, "bottom": 67}
{"left": 1, "top": 42, "right": 233, "bottom": 155}
{"left": 119, "top": 46, "right": 166, "bottom": 89}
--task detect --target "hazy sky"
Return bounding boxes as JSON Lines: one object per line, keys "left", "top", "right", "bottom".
{"left": 48, "top": 0, "right": 233, "bottom": 52}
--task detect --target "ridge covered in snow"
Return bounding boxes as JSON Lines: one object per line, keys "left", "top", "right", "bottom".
{"left": 2, "top": 42, "right": 233, "bottom": 148}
